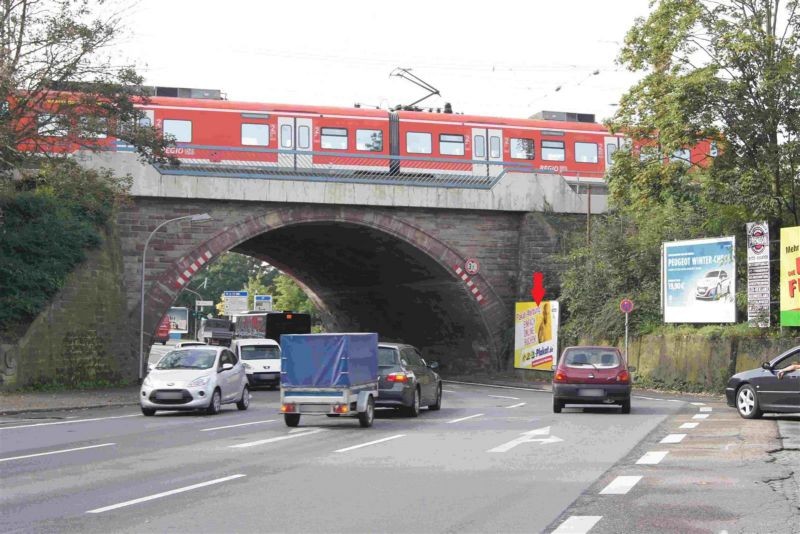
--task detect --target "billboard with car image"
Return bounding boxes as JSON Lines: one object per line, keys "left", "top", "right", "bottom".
{"left": 661, "top": 237, "right": 736, "bottom": 323}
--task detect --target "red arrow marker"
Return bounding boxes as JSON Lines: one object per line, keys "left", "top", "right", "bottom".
{"left": 532, "top": 272, "right": 545, "bottom": 306}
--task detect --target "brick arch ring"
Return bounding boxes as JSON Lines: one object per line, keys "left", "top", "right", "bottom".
{"left": 146, "top": 205, "right": 503, "bottom": 354}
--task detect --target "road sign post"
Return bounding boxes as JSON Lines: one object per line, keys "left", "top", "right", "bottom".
{"left": 620, "top": 299, "right": 634, "bottom": 362}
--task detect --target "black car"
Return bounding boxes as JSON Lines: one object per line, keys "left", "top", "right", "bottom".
{"left": 726, "top": 346, "right": 800, "bottom": 419}
{"left": 376, "top": 343, "right": 442, "bottom": 416}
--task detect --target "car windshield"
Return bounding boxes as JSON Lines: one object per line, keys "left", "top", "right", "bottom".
{"left": 378, "top": 347, "right": 399, "bottom": 366}
{"left": 156, "top": 349, "right": 217, "bottom": 370}
{"left": 705, "top": 271, "right": 719, "bottom": 278}
{"left": 240, "top": 345, "right": 280, "bottom": 360}
{"left": 563, "top": 349, "right": 620, "bottom": 368}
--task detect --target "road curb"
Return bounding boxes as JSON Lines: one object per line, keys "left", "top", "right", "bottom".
{"left": 0, "top": 401, "right": 139, "bottom": 416}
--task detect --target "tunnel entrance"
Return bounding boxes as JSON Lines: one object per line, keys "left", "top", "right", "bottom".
{"left": 233, "top": 221, "right": 491, "bottom": 371}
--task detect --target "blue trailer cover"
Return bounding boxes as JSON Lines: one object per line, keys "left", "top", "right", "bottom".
{"left": 281, "top": 333, "right": 378, "bottom": 388}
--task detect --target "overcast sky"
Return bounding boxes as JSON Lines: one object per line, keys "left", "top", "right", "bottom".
{"left": 114, "top": 0, "right": 653, "bottom": 122}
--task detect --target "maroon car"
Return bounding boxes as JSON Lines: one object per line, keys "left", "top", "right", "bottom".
{"left": 552, "top": 346, "right": 634, "bottom": 414}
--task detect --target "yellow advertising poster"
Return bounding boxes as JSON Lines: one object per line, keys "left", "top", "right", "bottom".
{"left": 780, "top": 226, "right": 800, "bottom": 326}
{"left": 514, "top": 301, "right": 559, "bottom": 370}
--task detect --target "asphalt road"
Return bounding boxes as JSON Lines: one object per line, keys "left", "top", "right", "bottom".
{"left": 0, "top": 383, "right": 687, "bottom": 533}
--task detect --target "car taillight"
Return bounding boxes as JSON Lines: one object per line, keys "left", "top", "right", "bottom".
{"left": 554, "top": 370, "right": 567, "bottom": 383}
{"left": 387, "top": 372, "right": 408, "bottom": 383}
{"left": 616, "top": 370, "right": 630, "bottom": 383}
{"left": 280, "top": 403, "right": 297, "bottom": 413}
{"left": 333, "top": 404, "right": 349, "bottom": 414}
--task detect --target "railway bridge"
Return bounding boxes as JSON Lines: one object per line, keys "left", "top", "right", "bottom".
{"left": 80, "top": 150, "right": 605, "bottom": 376}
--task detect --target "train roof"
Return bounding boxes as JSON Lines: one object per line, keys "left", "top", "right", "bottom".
{"left": 143, "top": 96, "right": 614, "bottom": 132}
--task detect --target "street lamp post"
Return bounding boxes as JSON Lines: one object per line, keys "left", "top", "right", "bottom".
{"left": 139, "top": 213, "right": 212, "bottom": 381}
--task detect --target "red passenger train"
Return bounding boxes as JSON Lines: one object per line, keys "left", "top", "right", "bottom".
{"left": 17, "top": 87, "right": 716, "bottom": 186}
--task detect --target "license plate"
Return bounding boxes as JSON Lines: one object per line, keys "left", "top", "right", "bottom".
{"left": 157, "top": 391, "right": 183, "bottom": 400}
{"left": 578, "top": 388, "right": 604, "bottom": 397}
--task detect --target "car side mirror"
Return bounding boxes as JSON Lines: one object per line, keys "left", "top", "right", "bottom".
{"left": 628, "top": 365, "right": 637, "bottom": 373}
{"left": 761, "top": 361, "right": 772, "bottom": 371}
{"left": 429, "top": 361, "right": 439, "bottom": 370}
{"left": 220, "top": 363, "right": 234, "bottom": 372}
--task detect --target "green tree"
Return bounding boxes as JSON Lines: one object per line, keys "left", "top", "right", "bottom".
{"left": 272, "top": 274, "right": 317, "bottom": 315}
{"left": 0, "top": 0, "right": 175, "bottom": 176}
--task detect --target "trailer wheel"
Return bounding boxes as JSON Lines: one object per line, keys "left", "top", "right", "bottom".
{"left": 284, "top": 413, "right": 301, "bottom": 427}
{"left": 358, "top": 397, "right": 375, "bottom": 428}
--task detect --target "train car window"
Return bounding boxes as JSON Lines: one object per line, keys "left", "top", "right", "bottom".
{"left": 606, "top": 143, "right": 618, "bottom": 164}
{"left": 474, "top": 135, "right": 486, "bottom": 158}
{"left": 575, "top": 142, "right": 599, "bottom": 163}
{"left": 321, "top": 127, "right": 348, "bottom": 150}
{"left": 510, "top": 138, "right": 535, "bottom": 160}
{"left": 298, "top": 126, "right": 310, "bottom": 149}
{"left": 439, "top": 134, "right": 465, "bottom": 156}
{"left": 490, "top": 136, "right": 501, "bottom": 158}
{"left": 79, "top": 116, "right": 108, "bottom": 139}
{"left": 241, "top": 124, "right": 269, "bottom": 146}
{"left": 639, "top": 146, "right": 659, "bottom": 162}
{"left": 670, "top": 148, "right": 691, "bottom": 164}
{"left": 163, "top": 119, "right": 192, "bottom": 143}
{"left": 406, "top": 132, "right": 432, "bottom": 154}
{"left": 37, "top": 114, "right": 68, "bottom": 137}
{"left": 138, "top": 110, "right": 154, "bottom": 128}
{"left": 356, "top": 129, "right": 383, "bottom": 151}
{"left": 280, "top": 125, "right": 293, "bottom": 148}
{"left": 542, "top": 140, "right": 565, "bottom": 161}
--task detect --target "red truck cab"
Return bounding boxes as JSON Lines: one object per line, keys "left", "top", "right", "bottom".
{"left": 154, "top": 315, "right": 171, "bottom": 345}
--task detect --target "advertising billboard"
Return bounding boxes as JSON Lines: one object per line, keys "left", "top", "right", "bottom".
{"left": 167, "top": 307, "right": 189, "bottom": 334}
{"left": 780, "top": 226, "right": 800, "bottom": 326}
{"left": 746, "top": 222, "right": 770, "bottom": 327}
{"left": 662, "top": 237, "right": 736, "bottom": 323}
{"left": 514, "top": 301, "right": 559, "bottom": 371}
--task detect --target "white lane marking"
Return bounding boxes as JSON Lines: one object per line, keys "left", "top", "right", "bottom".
{"left": 335, "top": 434, "right": 406, "bottom": 453}
{"left": 86, "top": 474, "right": 245, "bottom": 514}
{"left": 229, "top": 428, "right": 325, "bottom": 448}
{"left": 444, "top": 380, "right": 549, "bottom": 393}
{"left": 506, "top": 402, "right": 527, "bottom": 409}
{"left": 680, "top": 422, "right": 699, "bottom": 429}
{"left": 633, "top": 396, "right": 657, "bottom": 400}
{"left": 667, "top": 399, "right": 682, "bottom": 403}
{"left": 447, "top": 413, "right": 483, "bottom": 424}
{"left": 488, "top": 426, "right": 563, "bottom": 453}
{"left": 600, "top": 475, "right": 642, "bottom": 495}
{"left": 699, "top": 406, "right": 713, "bottom": 412}
{"left": 690, "top": 402, "right": 706, "bottom": 406}
{"left": 488, "top": 395, "right": 520, "bottom": 400}
{"left": 660, "top": 433, "right": 686, "bottom": 444}
{"left": 636, "top": 451, "right": 669, "bottom": 465}
{"left": 200, "top": 420, "right": 276, "bottom": 432}
{"left": 0, "top": 443, "right": 115, "bottom": 463}
{"left": 693, "top": 414, "right": 710, "bottom": 420}
{"left": 442, "top": 389, "right": 457, "bottom": 393}
{"left": 0, "top": 414, "right": 140, "bottom": 430}
{"left": 552, "top": 515, "right": 603, "bottom": 533}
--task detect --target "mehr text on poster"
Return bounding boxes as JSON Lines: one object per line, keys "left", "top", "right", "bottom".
{"left": 662, "top": 236, "right": 736, "bottom": 323}
{"left": 167, "top": 307, "right": 189, "bottom": 334}
{"left": 780, "top": 226, "right": 800, "bottom": 326}
{"left": 514, "top": 301, "right": 559, "bottom": 370}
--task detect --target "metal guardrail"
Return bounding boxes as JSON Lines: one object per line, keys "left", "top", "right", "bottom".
{"left": 152, "top": 145, "right": 563, "bottom": 190}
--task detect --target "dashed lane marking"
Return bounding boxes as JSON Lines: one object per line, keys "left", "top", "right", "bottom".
{"left": 443, "top": 380, "right": 549, "bottom": 393}
{"left": 200, "top": 420, "right": 276, "bottom": 432}
{"left": 599, "top": 475, "right": 642, "bottom": 495}
{"left": 552, "top": 516, "right": 603, "bottom": 533}
{"left": 660, "top": 433, "right": 687, "bottom": 444}
{"left": 680, "top": 422, "right": 699, "bottom": 429}
{"left": 334, "top": 434, "right": 406, "bottom": 453}
{"left": 693, "top": 414, "right": 710, "bottom": 420}
{"left": 0, "top": 414, "right": 140, "bottom": 430}
{"left": 446, "top": 413, "right": 484, "bottom": 424}
{"left": 229, "top": 428, "right": 325, "bottom": 448}
{"left": 488, "top": 395, "right": 520, "bottom": 400}
{"left": 0, "top": 443, "right": 115, "bottom": 463}
{"left": 86, "top": 474, "right": 245, "bottom": 514}
{"left": 690, "top": 402, "right": 706, "bottom": 406}
{"left": 636, "top": 451, "right": 669, "bottom": 465}
{"left": 506, "top": 402, "right": 527, "bottom": 409}
{"left": 699, "top": 406, "right": 713, "bottom": 412}
{"left": 442, "top": 389, "right": 457, "bottom": 393}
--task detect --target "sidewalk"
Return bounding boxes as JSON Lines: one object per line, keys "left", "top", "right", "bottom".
{"left": 0, "top": 385, "right": 140, "bottom": 415}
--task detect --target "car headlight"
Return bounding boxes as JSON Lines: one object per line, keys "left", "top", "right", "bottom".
{"left": 142, "top": 375, "right": 152, "bottom": 387}
{"left": 188, "top": 375, "right": 211, "bottom": 387}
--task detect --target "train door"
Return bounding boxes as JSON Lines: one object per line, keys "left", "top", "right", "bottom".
{"left": 604, "top": 136, "right": 623, "bottom": 172}
{"left": 278, "top": 117, "right": 313, "bottom": 170}
{"left": 472, "top": 128, "right": 503, "bottom": 177}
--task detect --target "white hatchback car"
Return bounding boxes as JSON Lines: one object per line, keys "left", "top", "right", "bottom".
{"left": 231, "top": 338, "right": 282, "bottom": 389}
{"left": 141, "top": 346, "right": 249, "bottom": 416}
